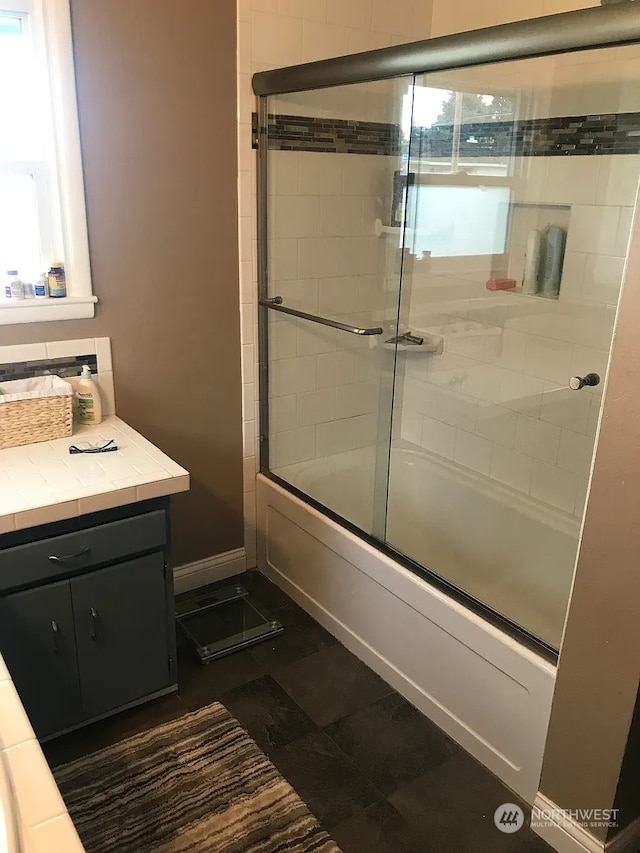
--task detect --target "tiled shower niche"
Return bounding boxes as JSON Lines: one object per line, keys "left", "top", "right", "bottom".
{"left": 506, "top": 203, "right": 571, "bottom": 299}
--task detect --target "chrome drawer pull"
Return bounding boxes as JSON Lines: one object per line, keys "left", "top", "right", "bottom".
{"left": 90, "top": 607, "right": 98, "bottom": 641}
{"left": 51, "top": 620, "right": 60, "bottom": 654}
{"left": 48, "top": 546, "right": 91, "bottom": 564}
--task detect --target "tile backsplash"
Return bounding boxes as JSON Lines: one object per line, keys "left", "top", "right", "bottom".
{"left": 0, "top": 338, "right": 115, "bottom": 417}
{"left": 0, "top": 354, "right": 98, "bottom": 382}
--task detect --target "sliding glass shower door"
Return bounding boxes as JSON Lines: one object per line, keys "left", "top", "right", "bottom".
{"left": 261, "top": 78, "right": 412, "bottom": 537}
{"left": 257, "top": 28, "right": 640, "bottom": 652}
{"left": 385, "top": 46, "right": 640, "bottom": 647}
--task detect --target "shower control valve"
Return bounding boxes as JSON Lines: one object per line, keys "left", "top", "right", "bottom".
{"left": 569, "top": 373, "right": 600, "bottom": 390}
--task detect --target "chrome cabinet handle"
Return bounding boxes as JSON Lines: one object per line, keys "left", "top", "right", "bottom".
{"left": 569, "top": 373, "right": 600, "bottom": 391}
{"left": 90, "top": 607, "right": 98, "bottom": 641}
{"left": 48, "top": 546, "right": 91, "bottom": 564}
{"left": 51, "top": 620, "right": 60, "bottom": 654}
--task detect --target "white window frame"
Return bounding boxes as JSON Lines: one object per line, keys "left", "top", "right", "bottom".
{"left": 0, "top": 0, "right": 95, "bottom": 325}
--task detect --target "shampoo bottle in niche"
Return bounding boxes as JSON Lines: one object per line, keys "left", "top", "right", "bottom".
{"left": 539, "top": 225, "right": 566, "bottom": 297}
{"left": 522, "top": 230, "right": 541, "bottom": 294}
{"left": 76, "top": 365, "right": 102, "bottom": 425}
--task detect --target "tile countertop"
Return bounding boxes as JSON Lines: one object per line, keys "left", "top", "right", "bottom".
{"left": 0, "top": 417, "right": 189, "bottom": 852}
{"left": 0, "top": 416, "right": 189, "bottom": 533}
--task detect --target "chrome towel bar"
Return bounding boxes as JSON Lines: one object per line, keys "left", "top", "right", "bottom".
{"left": 259, "top": 296, "right": 383, "bottom": 336}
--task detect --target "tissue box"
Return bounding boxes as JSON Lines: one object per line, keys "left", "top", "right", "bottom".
{"left": 0, "top": 375, "right": 73, "bottom": 449}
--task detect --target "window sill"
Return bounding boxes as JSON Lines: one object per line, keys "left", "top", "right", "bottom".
{"left": 0, "top": 296, "right": 97, "bottom": 325}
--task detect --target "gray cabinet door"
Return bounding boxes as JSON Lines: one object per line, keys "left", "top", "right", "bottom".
{"left": 71, "top": 553, "right": 171, "bottom": 718}
{"left": 0, "top": 580, "right": 82, "bottom": 738}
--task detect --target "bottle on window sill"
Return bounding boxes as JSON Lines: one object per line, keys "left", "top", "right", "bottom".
{"left": 34, "top": 273, "right": 49, "bottom": 298}
{"left": 4, "top": 270, "right": 24, "bottom": 300}
{"left": 48, "top": 262, "right": 66, "bottom": 298}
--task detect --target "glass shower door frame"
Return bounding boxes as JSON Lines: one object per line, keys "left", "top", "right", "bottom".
{"left": 256, "top": 95, "right": 271, "bottom": 473}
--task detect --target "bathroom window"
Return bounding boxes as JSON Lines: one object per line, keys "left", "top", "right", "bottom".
{"left": 0, "top": 0, "right": 94, "bottom": 324}
{"left": 406, "top": 179, "right": 511, "bottom": 258}
{"left": 402, "top": 84, "right": 517, "bottom": 176}
{"left": 400, "top": 84, "right": 516, "bottom": 258}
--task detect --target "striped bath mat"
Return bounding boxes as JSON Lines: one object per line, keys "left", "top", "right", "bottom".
{"left": 53, "top": 702, "right": 339, "bottom": 853}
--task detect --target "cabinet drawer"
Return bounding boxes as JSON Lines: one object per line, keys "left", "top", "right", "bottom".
{"left": 0, "top": 509, "right": 167, "bottom": 592}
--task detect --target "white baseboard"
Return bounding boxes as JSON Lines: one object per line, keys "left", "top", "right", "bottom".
{"left": 532, "top": 794, "right": 640, "bottom": 853}
{"left": 173, "top": 548, "right": 246, "bottom": 594}
{"left": 532, "top": 793, "right": 605, "bottom": 853}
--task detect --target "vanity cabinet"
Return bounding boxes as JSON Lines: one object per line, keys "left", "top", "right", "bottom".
{"left": 0, "top": 499, "right": 177, "bottom": 740}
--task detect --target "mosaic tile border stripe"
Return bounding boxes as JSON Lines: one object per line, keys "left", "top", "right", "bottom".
{"left": 253, "top": 113, "right": 401, "bottom": 155}
{"left": 0, "top": 354, "right": 97, "bottom": 382}
{"left": 254, "top": 111, "right": 640, "bottom": 157}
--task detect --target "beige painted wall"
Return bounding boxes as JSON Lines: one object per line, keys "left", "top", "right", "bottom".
{"left": 0, "top": 0, "right": 243, "bottom": 566}
{"left": 538, "top": 193, "right": 640, "bottom": 839}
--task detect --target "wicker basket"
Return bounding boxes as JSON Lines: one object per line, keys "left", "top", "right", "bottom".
{"left": 0, "top": 375, "right": 73, "bottom": 450}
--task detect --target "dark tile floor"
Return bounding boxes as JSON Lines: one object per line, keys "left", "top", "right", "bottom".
{"left": 43, "top": 571, "right": 554, "bottom": 853}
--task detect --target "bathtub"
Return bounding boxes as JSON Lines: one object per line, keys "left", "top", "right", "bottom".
{"left": 257, "top": 446, "right": 566, "bottom": 802}
{"left": 292, "top": 446, "right": 578, "bottom": 649}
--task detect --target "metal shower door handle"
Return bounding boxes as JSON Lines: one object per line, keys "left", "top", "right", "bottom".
{"left": 569, "top": 373, "right": 600, "bottom": 390}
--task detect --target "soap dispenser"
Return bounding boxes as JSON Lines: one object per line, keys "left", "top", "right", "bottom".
{"left": 76, "top": 364, "right": 103, "bottom": 425}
